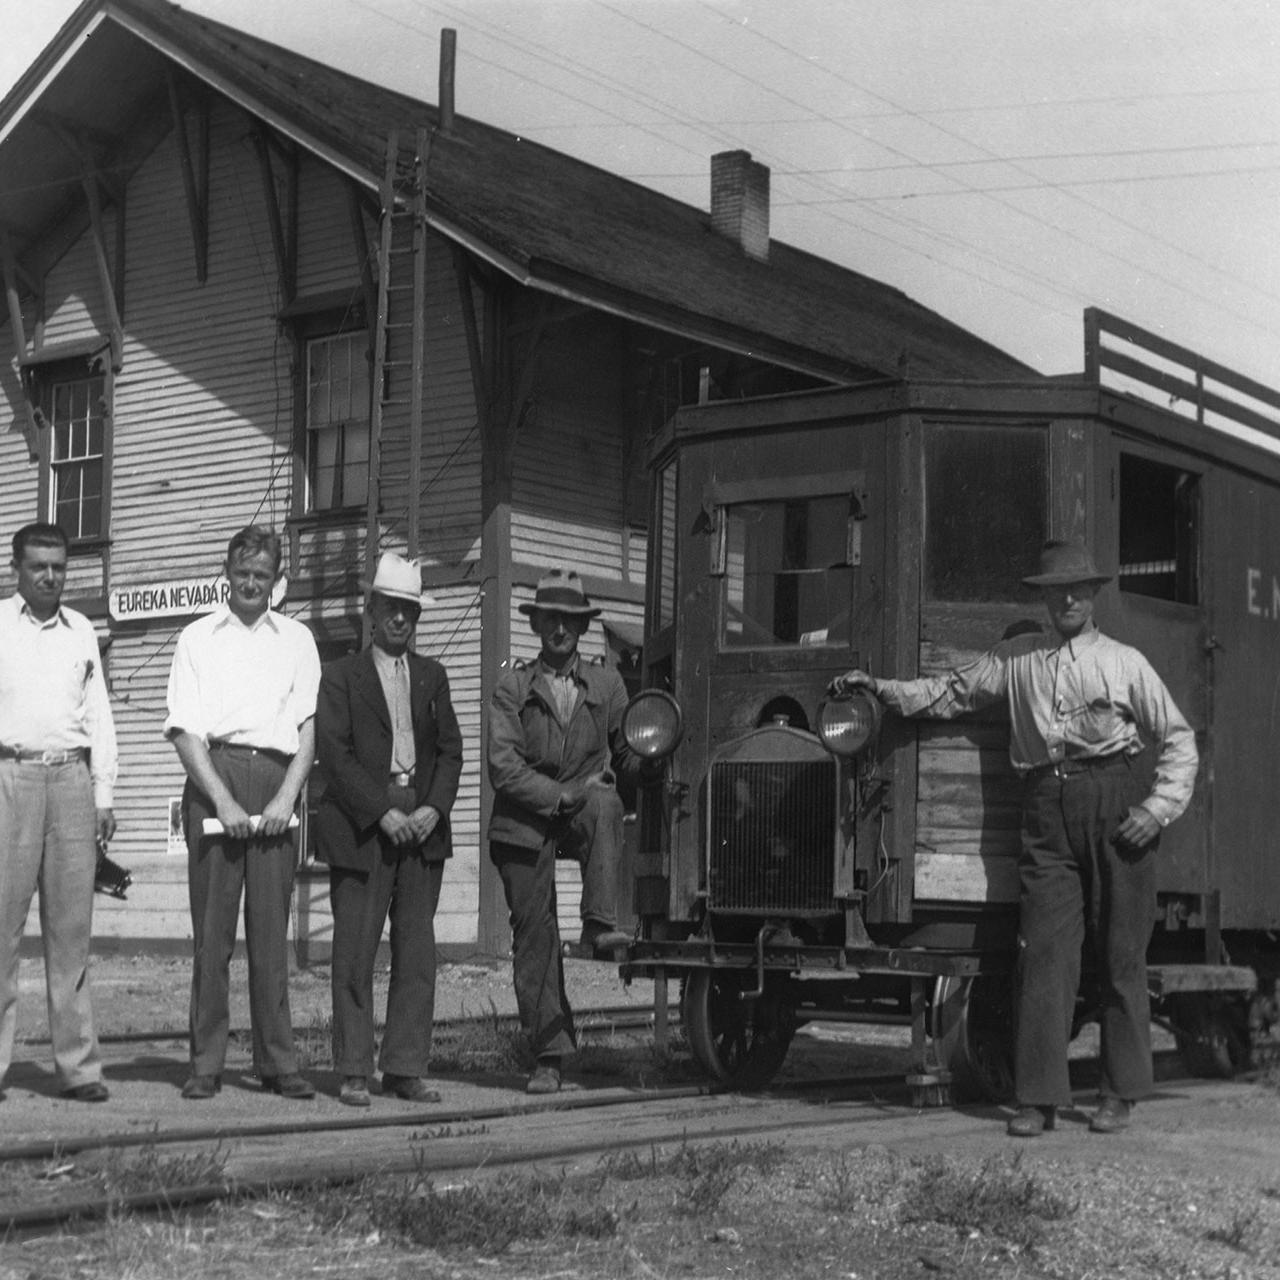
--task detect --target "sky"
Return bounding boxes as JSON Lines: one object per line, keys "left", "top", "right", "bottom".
{"left": 1, "top": 0, "right": 1278, "bottom": 389}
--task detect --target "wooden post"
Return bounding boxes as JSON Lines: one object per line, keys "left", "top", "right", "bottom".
{"left": 439, "top": 29, "right": 456, "bottom": 132}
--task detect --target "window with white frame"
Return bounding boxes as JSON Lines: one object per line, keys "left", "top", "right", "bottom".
{"left": 305, "top": 332, "right": 370, "bottom": 512}
{"left": 40, "top": 367, "right": 108, "bottom": 543}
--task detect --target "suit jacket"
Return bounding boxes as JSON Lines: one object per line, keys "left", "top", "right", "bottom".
{"left": 315, "top": 647, "right": 463, "bottom": 872}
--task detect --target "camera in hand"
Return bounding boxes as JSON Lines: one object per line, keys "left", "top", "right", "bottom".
{"left": 94, "top": 851, "right": 132, "bottom": 900}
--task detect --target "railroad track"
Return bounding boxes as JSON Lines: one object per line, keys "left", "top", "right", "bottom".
{"left": 2, "top": 1011, "right": 1275, "bottom": 1239}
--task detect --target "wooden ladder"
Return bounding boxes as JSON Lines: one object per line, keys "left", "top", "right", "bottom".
{"left": 365, "top": 126, "right": 429, "bottom": 592}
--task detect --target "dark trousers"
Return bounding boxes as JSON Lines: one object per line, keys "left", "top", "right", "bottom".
{"left": 184, "top": 746, "right": 299, "bottom": 1079}
{"left": 329, "top": 787, "right": 444, "bottom": 1078}
{"left": 491, "top": 786, "right": 624, "bottom": 1060}
{"left": 1014, "top": 756, "right": 1157, "bottom": 1107}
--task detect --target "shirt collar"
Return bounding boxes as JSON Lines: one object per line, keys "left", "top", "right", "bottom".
{"left": 10, "top": 595, "right": 70, "bottom": 630}
{"left": 1053, "top": 622, "right": 1100, "bottom": 659}
{"left": 537, "top": 655, "right": 579, "bottom": 682}
{"left": 210, "top": 603, "right": 282, "bottom": 634}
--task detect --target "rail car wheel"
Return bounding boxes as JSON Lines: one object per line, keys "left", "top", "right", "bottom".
{"left": 930, "top": 974, "right": 1015, "bottom": 1103}
{"left": 1169, "top": 993, "right": 1251, "bottom": 1078}
{"left": 681, "top": 969, "right": 797, "bottom": 1088}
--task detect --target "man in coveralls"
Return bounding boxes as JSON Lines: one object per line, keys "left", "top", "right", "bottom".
{"left": 831, "top": 540, "right": 1198, "bottom": 1136}
{"left": 488, "top": 569, "right": 638, "bottom": 1095}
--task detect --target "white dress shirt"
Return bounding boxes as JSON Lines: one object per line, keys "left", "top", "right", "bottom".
{"left": 0, "top": 594, "right": 118, "bottom": 807}
{"left": 164, "top": 605, "right": 321, "bottom": 754}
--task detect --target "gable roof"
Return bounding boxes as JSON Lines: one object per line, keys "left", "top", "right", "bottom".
{"left": 0, "top": 0, "right": 1034, "bottom": 384}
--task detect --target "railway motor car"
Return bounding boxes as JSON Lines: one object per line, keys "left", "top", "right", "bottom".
{"left": 617, "top": 309, "right": 1280, "bottom": 1101}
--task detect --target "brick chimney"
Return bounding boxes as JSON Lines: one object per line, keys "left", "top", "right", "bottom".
{"left": 710, "top": 150, "right": 770, "bottom": 263}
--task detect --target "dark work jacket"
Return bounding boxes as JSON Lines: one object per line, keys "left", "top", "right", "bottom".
{"left": 487, "top": 657, "right": 636, "bottom": 852}
{"left": 314, "top": 647, "right": 463, "bottom": 871}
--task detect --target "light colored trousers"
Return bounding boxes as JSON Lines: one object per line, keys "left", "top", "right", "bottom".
{"left": 0, "top": 758, "right": 102, "bottom": 1090}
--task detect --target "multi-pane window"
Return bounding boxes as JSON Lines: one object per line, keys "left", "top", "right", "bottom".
{"left": 306, "top": 333, "right": 370, "bottom": 512}
{"left": 49, "top": 373, "right": 106, "bottom": 542}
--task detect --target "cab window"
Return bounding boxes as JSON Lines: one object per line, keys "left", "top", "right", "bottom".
{"left": 925, "top": 424, "right": 1047, "bottom": 602}
{"left": 722, "top": 494, "right": 853, "bottom": 647}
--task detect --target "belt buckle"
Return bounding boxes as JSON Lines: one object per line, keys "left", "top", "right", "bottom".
{"left": 392, "top": 771, "right": 413, "bottom": 788}
{"left": 40, "top": 749, "right": 62, "bottom": 766}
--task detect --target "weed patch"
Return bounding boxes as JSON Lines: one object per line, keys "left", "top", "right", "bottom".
{"left": 97, "top": 1142, "right": 229, "bottom": 1198}
{"left": 903, "top": 1152, "right": 1076, "bottom": 1253}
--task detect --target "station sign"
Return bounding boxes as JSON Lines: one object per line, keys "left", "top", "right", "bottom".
{"left": 109, "top": 577, "right": 229, "bottom": 622}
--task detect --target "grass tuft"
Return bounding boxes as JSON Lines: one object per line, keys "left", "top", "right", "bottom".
{"left": 903, "top": 1152, "right": 1076, "bottom": 1252}
{"left": 97, "top": 1142, "right": 229, "bottom": 1197}
{"left": 310, "top": 1167, "right": 619, "bottom": 1253}
{"left": 1204, "top": 1205, "right": 1262, "bottom": 1253}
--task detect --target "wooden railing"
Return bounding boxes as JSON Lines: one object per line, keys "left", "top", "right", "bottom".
{"left": 1083, "top": 307, "right": 1280, "bottom": 446}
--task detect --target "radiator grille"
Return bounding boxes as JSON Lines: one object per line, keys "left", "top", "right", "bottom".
{"left": 707, "top": 758, "right": 837, "bottom": 911}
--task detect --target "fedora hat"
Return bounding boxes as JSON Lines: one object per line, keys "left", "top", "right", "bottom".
{"left": 361, "top": 551, "right": 433, "bottom": 605}
{"left": 1022, "top": 540, "right": 1112, "bottom": 588}
{"left": 518, "top": 569, "right": 601, "bottom": 618}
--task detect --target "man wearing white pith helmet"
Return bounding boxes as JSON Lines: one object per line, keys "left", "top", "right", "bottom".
{"left": 314, "top": 551, "right": 462, "bottom": 1109}
{"left": 488, "top": 569, "right": 640, "bottom": 1095}
{"left": 831, "top": 540, "right": 1198, "bottom": 1139}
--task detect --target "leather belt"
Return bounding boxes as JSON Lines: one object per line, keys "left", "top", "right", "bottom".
{"left": 208, "top": 740, "right": 291, "bottom": 763}
{"left": 1027, "top": 751, "right": 1128, "bottom": 781}
{"left": 0, "top": 745, "right": 88, "bottom": 765}
{"left": 390, "top": 771, "right": 415, "bottom": 788}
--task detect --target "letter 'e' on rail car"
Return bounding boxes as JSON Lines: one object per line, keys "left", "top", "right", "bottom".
{"left": 618, "top": 309, "right": 1279, "bottom": 1102}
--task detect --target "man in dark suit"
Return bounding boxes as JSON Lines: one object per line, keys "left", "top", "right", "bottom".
{"left": 315, "top": 552, "right": 462, "bottom": 1107}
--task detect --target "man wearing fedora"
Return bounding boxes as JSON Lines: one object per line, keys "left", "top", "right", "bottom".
{"left": 831, "top": 539, "right": 1198, "bottom": 1137}
{"left": 314, "top": 552, "right": 462, "bottom": 1107}
{"left": 488, "top": 568, "right": 638, "bottom": 1094}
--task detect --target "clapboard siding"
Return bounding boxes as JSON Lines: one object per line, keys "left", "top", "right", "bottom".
{"left": 111, "top": 102, "right": 292, "bottom": 582}
{"left": 0, "top": 96, "right": 652, "bottom": 956}
{"left": 912, "top": 612, "right": 1021, "bottom": 903}
{"left": 511, "top": 318, "right": 625, "bottom": 575}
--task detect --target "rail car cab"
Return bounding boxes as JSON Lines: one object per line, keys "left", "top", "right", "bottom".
{"left": 620, "top": 310, "right": 1279, "bottom": 1098}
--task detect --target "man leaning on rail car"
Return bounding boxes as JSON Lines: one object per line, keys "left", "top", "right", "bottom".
{"left": 487, "top": 569, "right": 639, "bottom": 1095}
{"left": 0, "top": 522, "right": 117, "bottom": 1103}
{"left": 314, "top": 552, "right": 462, "bottom": 1108}
{"left": 830, "top": 540, "right": 1198, "bottom": 1138}
{"left": 165, "top": 525, "right": 321, "bottom": 1102}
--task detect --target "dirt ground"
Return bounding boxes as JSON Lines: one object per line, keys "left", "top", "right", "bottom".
{"left": 1, "top": 953, "right": 1279, "bottom": 1279}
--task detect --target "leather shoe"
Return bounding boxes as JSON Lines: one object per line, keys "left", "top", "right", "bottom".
{"left": 181, "top": 1073, "right": 221, "bottom": 1100}
{"left": 339, "top": 1076, "right": 371, "bottom": 1107}
{"left": 1089, "top": 1097, "right": 1132, "bottom": 1134}
{"left": 62, "top": 1081, "right": 109, "bottom": 1103}
{"left": 527, "top": 1060, "right": 562, "bottom": 1095}
{"left": 381, "top": 1073, "right": 441, "bottom": 1103}
{"left": 580, "top": 922, "right": 630, "bottom": 956}
{"left": 262, "top": 1073, "right": 316, "bottom": 1100}
{"left": 1006, "top": 1105, "right": 1055, "bottom": 1137}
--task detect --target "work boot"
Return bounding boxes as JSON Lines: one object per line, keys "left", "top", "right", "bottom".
{"left": 1089, "top": 1097, "right": 1132, "bottom": 1133}
{"left": 339, "top": 1076, "right": 371, "bottom": 1107}
{"left": 1006, "top": 1105, "right": 1055, "bottom": 1137}
{"left": 381, "top": 1073, "right": 442, "bottom": 1103}
{"left": 527, "top": 1058, "right": 562, "bottom": 1095}
{"left": 580, "top": 920, "right": 630, "bottom": 957}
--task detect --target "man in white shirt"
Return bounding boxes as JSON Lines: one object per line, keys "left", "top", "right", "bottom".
{"left": 165, "top": 526, "right": 321, "bottom": 1101}
{"left": 0, "top": 522, "right": 117, "bottom": 1102}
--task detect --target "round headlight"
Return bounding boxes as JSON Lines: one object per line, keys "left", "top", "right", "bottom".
{"left": 623, "top": 690, "right": 683, "bottom": 760}
{"left": 818, "top": 693, "right": 882, "bottom": 758}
